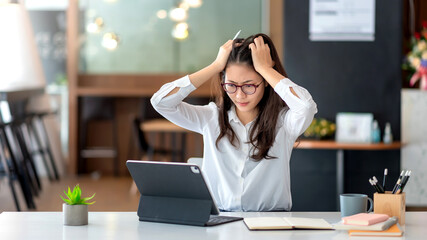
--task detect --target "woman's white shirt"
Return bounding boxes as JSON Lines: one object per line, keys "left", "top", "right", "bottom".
{"left": 151, "top": 75, "right": 317, "bottom": 211}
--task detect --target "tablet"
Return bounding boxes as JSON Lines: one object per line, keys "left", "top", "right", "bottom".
{"left": 126, "top": 160, "right": 242, "bottom": 226}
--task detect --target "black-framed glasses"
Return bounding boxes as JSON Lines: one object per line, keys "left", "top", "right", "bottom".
{"left": 221, "top": 82, "right": 263, "bottom": 95}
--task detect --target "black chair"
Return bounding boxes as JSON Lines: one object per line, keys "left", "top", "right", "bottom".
{"left": 0, "top": 100, "right": 37, "bottom": 210}
{"left": 0, "top": 132, "right": 21, "bottom": 211}
{"left": 11, "top": 119, "right": 42, "bottom": 193}
{"left": 24, "top": 113, "right": 60, "bottom": 181}
{"left": 0, "top": 122, "right": 36, "bottom": 209}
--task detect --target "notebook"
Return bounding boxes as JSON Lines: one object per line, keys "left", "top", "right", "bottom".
{"left": 126, "top": 160, "right": 243, "bottom": 226}
{"left": 349, "top": 223, "right": 403, "bottom": 237}
{"left": 342, "top": 213, "right": 389, "bottom": 226}
{"left": 243, "top": 217, "right": 333, "bottom": 230}
{"left": 333, "top": 217, "right": 397, "bottom": 231}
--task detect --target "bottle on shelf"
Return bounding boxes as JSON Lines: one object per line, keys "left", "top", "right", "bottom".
{"left": 383, "top": 122, "right": 393, "bottom": 144}
{"left": 371, "top": 120, "right": 381, "bottom": 143}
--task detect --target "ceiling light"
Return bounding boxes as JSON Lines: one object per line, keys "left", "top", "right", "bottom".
{"left": 102, "top": 32, "right": 119, "bottom": 50}
{"left": 179, "top": 2, "right": 190, "bottom": 11}
{"left": 172, "top": 22, "right": 189, "bottom": 40}
{"left": 156, "top": 9, "right": 167, "bottom": 19}
{"left": 86, "top": 17, "right": 104, "bottom": 33}
{"left": 184, "top": 0, "right": 202, "bottom": 8}
{"left": 169, "top": 7, "right": 187, "bottom": 22}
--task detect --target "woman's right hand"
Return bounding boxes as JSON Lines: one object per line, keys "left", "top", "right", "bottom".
{"left": 188, "top": 40, "right": 234, "bottom": 88}
{"left": 212, "top": 40, "right": 233, "bottom": 72}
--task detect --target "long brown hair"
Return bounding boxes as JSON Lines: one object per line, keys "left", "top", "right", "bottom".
{"left": 215, "top": 33, "right": 288, "bottom": 161}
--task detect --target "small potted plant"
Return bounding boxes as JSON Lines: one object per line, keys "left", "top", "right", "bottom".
{"left": 303, "top": 118, "right": 336, "bottom": 140}
{"left": 60, "top": 184, "right": 95, "bottom": 226}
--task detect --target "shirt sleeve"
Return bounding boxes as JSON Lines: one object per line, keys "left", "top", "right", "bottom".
{"left": 274, "top": 78, "right": 318, "bottom": 138}
{"left": 150, "top": 75, "right": 216, "bottom": 134}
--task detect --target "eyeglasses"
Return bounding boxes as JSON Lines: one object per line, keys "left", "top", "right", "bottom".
{"left": 221, "top": 82, "right": 263, "bottom": 95}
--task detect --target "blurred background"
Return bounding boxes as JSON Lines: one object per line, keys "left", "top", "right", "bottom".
{"left": 0, "top": 0, "right": 426, "bottom": 213}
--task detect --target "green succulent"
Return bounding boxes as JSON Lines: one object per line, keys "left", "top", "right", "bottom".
{"left": 60, "top": 184, "right": 95, "bottom": 205}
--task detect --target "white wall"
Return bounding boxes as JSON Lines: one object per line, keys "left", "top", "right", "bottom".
{"left": 402, "top": 89, "right": 427, "bottom": 206}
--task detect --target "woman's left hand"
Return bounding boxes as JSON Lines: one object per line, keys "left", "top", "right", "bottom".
{"left": 249, "top": 36, "right": 275, "bottom": 74}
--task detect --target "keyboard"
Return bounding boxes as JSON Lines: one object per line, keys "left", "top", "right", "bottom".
{"left": 205, "top": 215, "right": 243, "bottom": 226}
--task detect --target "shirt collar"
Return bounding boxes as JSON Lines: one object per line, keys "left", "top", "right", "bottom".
{"left": 227, "top": 105, "right": 259, "bottom": 127}
{"left": 227, "top": 105, "right": 240, "bottom": 124}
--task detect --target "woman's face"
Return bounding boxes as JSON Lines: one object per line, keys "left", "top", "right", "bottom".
{"left": 224, "top": 63, "right": 267, "bottom": 118}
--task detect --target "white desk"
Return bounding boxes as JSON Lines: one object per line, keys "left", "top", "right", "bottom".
{"left": 0, "top": 211, "right": 425, "bottom": 239}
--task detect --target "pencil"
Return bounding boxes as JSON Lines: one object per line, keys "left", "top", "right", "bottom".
{"left": 383, "top": 168, "right": 388, "bottom": 189}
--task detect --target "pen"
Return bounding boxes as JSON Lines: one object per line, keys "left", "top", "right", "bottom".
{"left": 399, "top": 170, "right": 412, "bottom": 193}
{"left": 393, "top": 170, "right": 409, "bottom": 194}
{"left": 369, "top": 178, "right": 379, "bottom": 193}
{"left": 373, "top": 176, "right": 385, "bottom": 193}
{"left": 392, "top": 170, "right": 405, "bottom": 193}
{"left": 392, "top": 178, "right": 402, "bottom": 194}
{"left": 383, "top": 168, "right": 388, "bottom": 189}
{"left": 232, "top": 30, "right": 241, "bottom": 40}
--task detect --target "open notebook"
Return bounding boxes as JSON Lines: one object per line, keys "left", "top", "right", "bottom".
{"left": 243, "top": 217, "right": 333, "bottom": 230}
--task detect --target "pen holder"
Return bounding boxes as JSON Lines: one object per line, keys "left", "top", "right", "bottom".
{"left": 374, "top": 192, "right": 405, "bottom": 225}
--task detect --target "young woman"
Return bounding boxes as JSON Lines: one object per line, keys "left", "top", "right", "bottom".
{"left": 151, "top": 33, "right": 317, "bottom": 211}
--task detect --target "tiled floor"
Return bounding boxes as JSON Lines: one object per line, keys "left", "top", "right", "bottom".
{"left": 0, "top": 174, "right": 140, "bottom": 213}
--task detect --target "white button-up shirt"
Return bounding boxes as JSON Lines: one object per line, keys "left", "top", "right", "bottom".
{"left": 151, "top": 75, "right": 317, "bottom": 211}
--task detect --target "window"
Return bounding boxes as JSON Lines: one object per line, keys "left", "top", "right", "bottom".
{"left": 79, "top": 0, "right": 266, "bottom": 73}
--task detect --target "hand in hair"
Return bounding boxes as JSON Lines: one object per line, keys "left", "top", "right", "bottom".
{"left": 249, "top": 36, "right": 275, "bottom": 75}
{"left": 212, "top": 39, "right": 234, "bottom": 72}
{"left": 187, "top": 39, "right": 234, "bottom": 89}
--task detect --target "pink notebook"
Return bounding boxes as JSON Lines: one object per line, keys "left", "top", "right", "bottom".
{"left": 342, "top": 213, "right": 389, "bottom": 226}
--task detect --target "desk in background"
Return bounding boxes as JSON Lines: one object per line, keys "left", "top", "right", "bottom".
{"left": 296, "top": 140, "right": 402, "bottom": 208}
{"left": 140, "top": 119, "right": 191, "bottom": 162}
{"left": 0, "top": 211, "right": 425, "bottom": 239}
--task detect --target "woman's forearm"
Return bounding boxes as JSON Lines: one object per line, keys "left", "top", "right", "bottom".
{"left": 258, "top": 67, "right": 300, "bottom": 98}
{"left": 164, "top": 63, "right": 221, "bottom": 97}
{"left": 189, "top": 63, "right": 222, "bottom": 88}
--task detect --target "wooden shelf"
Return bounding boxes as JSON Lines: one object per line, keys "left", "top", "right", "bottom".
{"left": 76, "top": 87, "right": 212, "bottom": 97}
{"left": 295, "top": 140, "right": 402, "bottom": 150}
{"left": 76, "top": 74, "right": 215, "bottom": 97}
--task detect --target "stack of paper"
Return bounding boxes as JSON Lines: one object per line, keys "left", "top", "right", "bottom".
{"left": 333, "top": 217, "right": 397, "bottom": 231}
{"left": 342, "top": 213, "right": 389, "bottom": 225}
{"left": 333, "top": 213, "right": 403, "bottom": 237}
{"left": 349, "top": 224, "right": 403, "bottom": 237}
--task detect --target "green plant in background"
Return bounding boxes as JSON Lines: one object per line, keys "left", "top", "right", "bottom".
{"left": 304, "top": 118, "right": 336, "bottom": 140}
{"left": 60, "top": 184, "right": 95, "bottom": 205}
{"left": 54, "top": 73, "right": 67, "bottom": 86}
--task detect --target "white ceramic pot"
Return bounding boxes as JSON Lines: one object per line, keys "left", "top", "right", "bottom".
{"left": 63, "top": 203, "right": 88, "bottom": 226}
